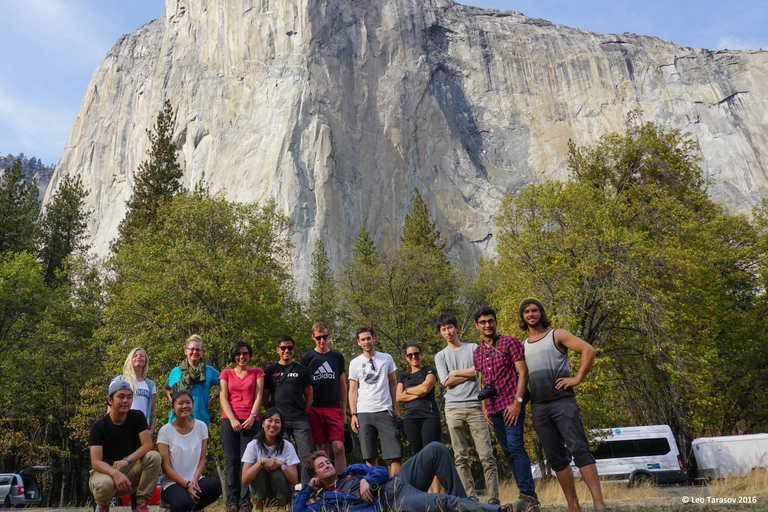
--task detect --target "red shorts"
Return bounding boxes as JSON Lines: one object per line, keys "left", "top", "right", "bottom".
{"left": 307, "top": 406, "right": 345, "bottom": 445}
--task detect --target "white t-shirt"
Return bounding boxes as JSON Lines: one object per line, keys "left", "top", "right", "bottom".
{"left": 348, "top": 352, "right": 396, "bottom": 413}
{"left": 157, "top": 420, "right": 209, "bottom": 490}
{"left": 132, "top": 380, "right": 150, "bottom": 418}
{"left": 241, "top": 439, "right": 300, "bottom": 466}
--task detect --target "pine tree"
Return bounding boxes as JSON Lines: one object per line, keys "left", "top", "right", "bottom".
{"left": 308, "top": 239, "right": 339, "bottom": 330}
{"left": 352, "top": 226, "right": 378, "bottom": 266}
{"left": 36, "top": 173, "right": 90, "bottom": 285}
{"left": 401, "top": 188, "right": 446, "bottom": 261}
{"left": 0, "top": 158, "right": 39, "bottom": 254}
{"left": 112, "top": 100, "right": 183, "bottom": 252}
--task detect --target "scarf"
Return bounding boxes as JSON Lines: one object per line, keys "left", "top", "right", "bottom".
{"left": 178, "top": 359, "right": 207, "bottom": 390}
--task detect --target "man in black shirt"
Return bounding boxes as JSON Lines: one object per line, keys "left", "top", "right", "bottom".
{"left": 89, "top": 380, "right": 161, "bottom": 512}
{"left": 300, "top": 322, "right": 347, "bottom": 472}
{"left": 264, "top": 335, "right": 314, "bottom": 485}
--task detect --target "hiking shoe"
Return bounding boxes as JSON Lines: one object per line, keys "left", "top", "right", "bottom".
{"left": 512, "top": 493, "right": 540, "bottom": 512}
{"left": 488, "top": 498, "right": 501, "bottom": 505}
{"left": 135, "top": 504, "right": 148, "bottom": 512}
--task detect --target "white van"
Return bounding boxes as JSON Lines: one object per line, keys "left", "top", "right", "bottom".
{"left": 532, "top": 425, "right": 688, "bottom": 485}
{"left": 692, "top": 433, "right": 768, "bottom": 478}
{"left": 587, "top": 425, "right": 688, "bottom": 485}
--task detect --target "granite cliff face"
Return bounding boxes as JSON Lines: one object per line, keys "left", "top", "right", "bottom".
{"left": 47, "top": 0, "right": 768, "bottom": 288}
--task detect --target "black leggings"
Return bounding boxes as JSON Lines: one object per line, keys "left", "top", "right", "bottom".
{"left": 161, "top": 477, "right": 221, "bottom": 512}
{"left": 403, "top": 416, "right": 442, "bottom": 454}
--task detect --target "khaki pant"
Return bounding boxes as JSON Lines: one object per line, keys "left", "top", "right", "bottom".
{"left": 89, "top": 451, "right": 162, "bottom": 507}
{"left": 445, "top": 407, "right": 499, "bottom": 502}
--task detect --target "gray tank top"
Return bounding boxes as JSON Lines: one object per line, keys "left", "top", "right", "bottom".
{"left": 524, "top": 329, "right": 575, "bottom": 404}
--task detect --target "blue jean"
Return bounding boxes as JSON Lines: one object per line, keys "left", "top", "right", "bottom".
{"left": 489, "top": 409, "right": 536, "bottom": 497}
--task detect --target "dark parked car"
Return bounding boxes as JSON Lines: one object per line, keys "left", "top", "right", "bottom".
{"left": 0, "top": 467, "right": 53, "bottom": 507}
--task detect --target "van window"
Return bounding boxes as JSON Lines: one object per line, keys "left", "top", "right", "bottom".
{"left": 592, "top": 437, "right": 671, "bottom": 459}
{"left": 0, "top": 476, "right": 12, "bottom": 485}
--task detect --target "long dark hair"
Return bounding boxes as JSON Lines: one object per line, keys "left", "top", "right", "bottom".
{"left": 255, "top": 407, "right": 286, "bottom": 456}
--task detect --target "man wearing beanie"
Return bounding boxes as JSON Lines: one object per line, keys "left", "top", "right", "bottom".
{"left": 89, "top": 380, "right": 161, "bottom": 512}
{"left": 519, "top": 298, "right": 606, "bottom": 512}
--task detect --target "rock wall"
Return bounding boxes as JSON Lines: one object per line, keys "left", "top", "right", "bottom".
{"left": 47, "top": 0, "right": 768, "bottom": 291}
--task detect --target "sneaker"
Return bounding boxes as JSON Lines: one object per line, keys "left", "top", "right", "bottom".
{"left": 98, "top": 506, "right": 109, "bottom": 512}
{"left": 512, "top": 493, "right": 540, "bottom": 512}
{"left": 488, "top": 498, "right": 501, "bottom": 506}
{"left": 135, "top": 504, "right": 148, "bottom": 512}
{"left": 227, "top": 505, "right": 238, "bottom": 512}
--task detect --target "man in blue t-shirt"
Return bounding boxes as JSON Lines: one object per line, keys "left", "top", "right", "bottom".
{"left": 162, "top": 334, "right": 220, "bottom": 425}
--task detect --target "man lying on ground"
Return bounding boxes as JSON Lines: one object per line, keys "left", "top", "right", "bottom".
{"left": 293, "top": 441, "right": 516, "bottom": 512}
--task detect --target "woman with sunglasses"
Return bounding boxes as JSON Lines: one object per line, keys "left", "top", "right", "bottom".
{"left": 396, "top": 343, "right": 442, "bottom": 491}
{"left": 220, "top": 341, "right": 265, "bottom": 512}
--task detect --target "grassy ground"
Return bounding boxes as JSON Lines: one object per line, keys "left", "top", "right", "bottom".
{"left": 190, "top": 471, "right": 768, "bottom": 512}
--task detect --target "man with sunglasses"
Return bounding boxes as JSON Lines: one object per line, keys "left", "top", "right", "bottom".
{"left": 348, "top": 326, "right": 404, "bottom": 475}
{"left": 264, "top": 335, "right": 314, "bottom": 486}
{"left": 474, "top": 307, "right": 540, "bottom": 512}
{"left": 300, "top": 322, "right": 348, "bottom": 472}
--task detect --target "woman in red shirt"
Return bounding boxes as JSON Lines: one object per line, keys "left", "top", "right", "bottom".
{"left": 220, "top": 341, "right": 265, "bottom": 512}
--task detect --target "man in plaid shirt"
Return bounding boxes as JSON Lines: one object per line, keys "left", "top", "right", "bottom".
{"left": 473, "top": 306, "right": 539, "bottom": 512}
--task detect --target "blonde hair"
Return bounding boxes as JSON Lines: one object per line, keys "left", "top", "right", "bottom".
{"left": 122, "top": 348, "right": 149, "bottom": 394}
{"left": 186, "top": 334, "right": 204, "bottom": 348}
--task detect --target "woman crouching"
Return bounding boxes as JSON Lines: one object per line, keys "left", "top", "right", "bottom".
{"left": 157, "top": 391, "right": 222, "bottom": 512}
{"left": 241, "top": 408, "right": 299, "bottom": 512}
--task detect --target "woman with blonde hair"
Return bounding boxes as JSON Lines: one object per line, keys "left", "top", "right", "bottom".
{"left": 110, "top": 347, "right": 157, "bottom": 435}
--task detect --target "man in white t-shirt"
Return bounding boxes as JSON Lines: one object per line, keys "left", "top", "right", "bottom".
{"left": 348, "top": 326, "right": 404, "bottom": 475}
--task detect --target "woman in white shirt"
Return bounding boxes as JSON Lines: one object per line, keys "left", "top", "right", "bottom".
{"left": 241, "top": 408, "right": 300, "bottom": 512}
{"left": 110, "top": 348, "right": 157, "bottom": 434}
{"left": 157, "top": 391, "right": 222, "bottom": 512}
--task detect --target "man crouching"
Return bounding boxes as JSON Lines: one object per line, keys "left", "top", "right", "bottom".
{"left": 89, "top": 380, "right": 161, "bottom": 512}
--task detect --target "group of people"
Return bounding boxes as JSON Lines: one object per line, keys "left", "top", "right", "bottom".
{"left": 89, "top": 301, "right": 607, "bottom": 512}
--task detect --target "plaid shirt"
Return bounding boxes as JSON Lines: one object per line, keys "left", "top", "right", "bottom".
{"left": 473, "top": 335, "right": 524, "bottom": 415}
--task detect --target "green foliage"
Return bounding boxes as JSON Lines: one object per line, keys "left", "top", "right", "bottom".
{"left": 0, "top": 158, "right": 39, "bottom": 254}
{"left": 341, "top": 193, "right": 455, "bottom": 359}
{"left": 401, "top": 188, "right": 447, "bottom": 261}
{"left": 0, "top": 252, "right": 48, "bottom": 360}
{"left": 101, "top": 189, "right": 306, "bottom": 378}
{"left": 352, "top": 226, "right": 378, "bottom": 266}
{"left": 493, "top": 116, "right": 764, "bottom": 464}
{"left": 113, "top": 100, "right": 184, "bottom": 252}
{"left": 36, "top": 173, "right": 90, "bottom": 286}
{"left": 308, "top": 239, "right": 340, "bottom": 333}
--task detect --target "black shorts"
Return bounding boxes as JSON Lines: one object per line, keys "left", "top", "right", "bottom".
{"left": 531, "top": 397, "right": 595, "bottom": 472}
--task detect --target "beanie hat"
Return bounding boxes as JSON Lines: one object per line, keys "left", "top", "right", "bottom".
{"left": 518, "top": 297, "right": 545, "bottom": 318}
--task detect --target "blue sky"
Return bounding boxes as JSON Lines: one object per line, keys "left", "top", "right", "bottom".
{"left": 1, "top": 0, "right": 765, "bottom": 167}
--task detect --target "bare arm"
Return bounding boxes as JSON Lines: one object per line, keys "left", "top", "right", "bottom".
{"left": 348, "top": 379, "right": 359, "bottom": 433}
{"left": 149, "top": 394, "right": 157, "bottom": 436}
{"left": 339, "top": 372, "right": 348, "bottom": 425}
{"left": 219, "top": 377, "right": 241, "bottom": 432}
{"left": 162, "top": 382, "right": 173, "bottom": 402}
{"left": 402, "top": 374, "right": 436, "bottom": 397}
{"left": 241, "top": 376, "right": 264, "bottom": 431}
{"left": 444, "top": 368, "right": 477, "bottom": 387}
{"left": 503, "top": 358, "right": 529, "bottom": 426}
{"left": 388, "top": 372, "right": 401, "bottom": 420}
{"left": 303, "top": 386, "right": 313, "bottom": 415}
{"left": 554, "top": 330, "right": 596, "bottom": 389}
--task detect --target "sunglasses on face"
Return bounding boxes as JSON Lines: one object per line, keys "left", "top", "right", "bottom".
{"left": 405, "top": 352, "right": 421, "bottom": 359}
{"left": 314, "top": 334, "right": 330, "bottom": 341}
{"left": 278, "top": 345, "right": 295, "bottom": 351}
{"left": 235, "top": 351, "right": 250, "bottom": 357}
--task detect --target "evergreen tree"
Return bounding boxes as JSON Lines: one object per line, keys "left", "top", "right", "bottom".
{"left": 0, "top": 158, "right": 39, "bottom": 254}
{"left": 112, "top": 100, "right": 183, "bottom": 251}
{"left": 36, "top": 174, "right": 90, "bottom": 285}
{"left": 352, "top": 226, "right": 378, "bottom": 266}
{"left": 401, "top": 188, "right": 447, "bottom": 261}
{"left": 308, "top": 239, "right": 339, "bottom": 331}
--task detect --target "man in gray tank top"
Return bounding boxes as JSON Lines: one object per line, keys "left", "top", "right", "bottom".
{"left": 434, "top": 314, "right": 500, "bottom": 504}
{"left": 520, "top": 298, "right": 606, "bottom": 512}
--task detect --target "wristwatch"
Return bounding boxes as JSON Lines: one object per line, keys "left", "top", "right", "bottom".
{"left": 281, "top": 463, "right": 287, "bottom": 471}
{"left": 123, "top": 456, "right": 131, "bottom": 463}
{"left": 515, "top": 397, "right": 523, "bottom": 403}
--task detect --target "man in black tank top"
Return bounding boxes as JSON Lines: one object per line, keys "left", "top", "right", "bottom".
{"left": 519, "top": 298, "right": 606, "bottom": 512}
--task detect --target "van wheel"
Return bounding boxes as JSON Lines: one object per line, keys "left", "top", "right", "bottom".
{"left": 4, "top": 496, "right": 11, "bottom": 508}
{"left": 629, "top": 472, "right": 654, "bottom": 488}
